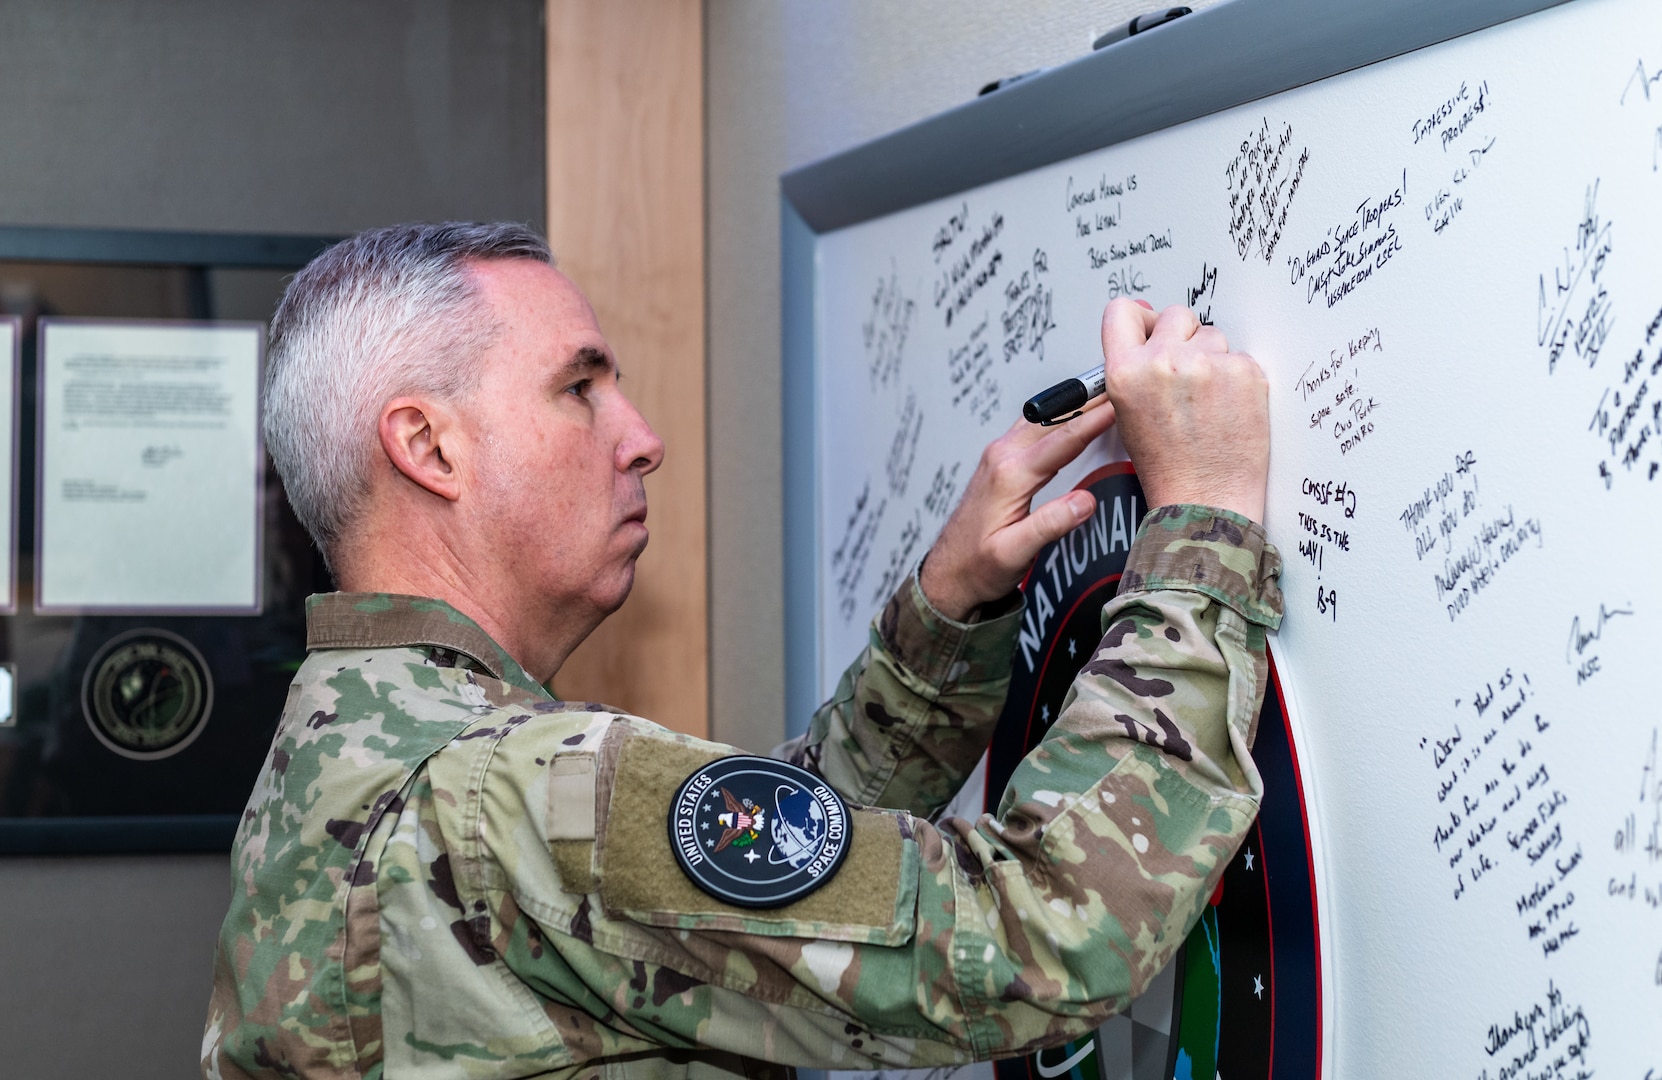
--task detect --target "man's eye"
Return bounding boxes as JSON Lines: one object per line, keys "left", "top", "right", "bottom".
{"left": 565, "top": 379, "right": 591, "bottom": 397}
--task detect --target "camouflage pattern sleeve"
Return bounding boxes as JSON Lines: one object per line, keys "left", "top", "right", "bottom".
{"left": 776, "top": 567, "right": 1021, "bottom": 819}
{"left": 945, "top": 502, "right": 1283, "bottom": 1051}
{"left": 468, "top": 504, "right": 1282, "bottom": 1070}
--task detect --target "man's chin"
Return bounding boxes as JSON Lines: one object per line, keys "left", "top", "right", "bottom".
{"left": 595, "top": 563, "right": 638, "bottom": 616}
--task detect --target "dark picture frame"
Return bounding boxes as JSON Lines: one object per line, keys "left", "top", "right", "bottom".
{"left": 0, "top": 225, "right": 337, "bottom": 854}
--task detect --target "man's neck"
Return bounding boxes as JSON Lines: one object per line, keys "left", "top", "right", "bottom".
{"left": 336, "top": 532, "right": 593, "bottom": 687}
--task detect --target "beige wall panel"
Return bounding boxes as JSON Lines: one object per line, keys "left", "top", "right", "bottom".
{"left": 547, "top": 0, "right": 708, "bottom": 736}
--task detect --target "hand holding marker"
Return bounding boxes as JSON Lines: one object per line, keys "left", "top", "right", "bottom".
{"left": 1031, "top": 300, "right": 1270, "bottom": 522}
{"left": 1023, "top": 299, "right": 1153, "bottom": 425}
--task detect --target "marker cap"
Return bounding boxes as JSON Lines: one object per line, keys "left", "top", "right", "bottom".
{"left": 1022, "top": 379, "right": 1088, "bottom": 424}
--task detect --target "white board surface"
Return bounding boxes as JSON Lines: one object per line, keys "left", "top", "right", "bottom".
{"left": 807, "top": 0, "right": 1662, "bottom": 1072}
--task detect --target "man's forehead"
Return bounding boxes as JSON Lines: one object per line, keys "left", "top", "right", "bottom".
{"left": 471, "top": 257, "right": 599, "bottom": 326}
{"left": 470, "top": 257, "right": 614, "bottom": 367}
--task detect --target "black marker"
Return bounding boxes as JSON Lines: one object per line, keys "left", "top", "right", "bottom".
{"left": 978, "top": 69, "right": 1043, "bottom": 96}
{"left": 1092, "top": 6, "right": 1191, "bottom": 51}
{"left": 1023, "top": 365, "right": 1106, "bottom": 425}
{"left": 982, "top": 6, "right": 1189, "bottom": 98}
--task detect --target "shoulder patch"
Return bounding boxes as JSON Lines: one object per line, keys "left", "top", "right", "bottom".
{"left": 668, "top": 756, "right": 850, "bottom": 908}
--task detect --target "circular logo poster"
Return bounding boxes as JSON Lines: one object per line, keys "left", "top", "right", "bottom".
{"left": 985, "top": 464, "right": 1323, "bottom": 1080}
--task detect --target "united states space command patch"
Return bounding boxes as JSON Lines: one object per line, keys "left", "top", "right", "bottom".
{"left": 668, "top": 755, "right": 850, "bottom": 907}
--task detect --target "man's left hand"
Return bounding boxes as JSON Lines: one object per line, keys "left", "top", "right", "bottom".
{"left": 919, "top": 401, "right": 1118, "bottom": 622}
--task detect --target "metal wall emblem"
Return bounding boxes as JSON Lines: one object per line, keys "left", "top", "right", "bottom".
{"left": 81, "top": 628, "right": 214, "bottom": 761}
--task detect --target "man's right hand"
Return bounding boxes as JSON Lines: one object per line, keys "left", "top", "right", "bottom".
{"left": 1100, "top": 299, "right": 1270, "bottom": 523}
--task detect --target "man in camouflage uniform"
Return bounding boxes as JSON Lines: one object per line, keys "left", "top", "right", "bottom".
{"left": 204, "top": 223, "right": 1280, "bottom": 1078}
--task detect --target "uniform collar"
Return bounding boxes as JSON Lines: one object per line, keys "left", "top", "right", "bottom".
{"left": 304, "top": 592, "right": 551, "bottom": 698}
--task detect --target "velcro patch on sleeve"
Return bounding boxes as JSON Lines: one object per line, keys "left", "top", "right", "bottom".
{"left": 599, "top": 735, "right": 916, "bottom": 946}
{"left": 547, "top": 754, "right": 597, "bottom": 840}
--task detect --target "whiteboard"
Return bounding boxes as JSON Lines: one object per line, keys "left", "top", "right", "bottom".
{"left": 782, "top": 0, "right": 1662, "bottom": 1074}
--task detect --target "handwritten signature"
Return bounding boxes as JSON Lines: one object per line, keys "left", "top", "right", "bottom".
{"left": 1565, "top": 601, "right": 1634, "bottom": 663}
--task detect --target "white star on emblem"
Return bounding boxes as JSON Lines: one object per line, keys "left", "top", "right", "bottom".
{"left": 1068, "top": 638, "right": 1077, "bottom": 659}
{"left": 1243, "top": 847, "right": 1255, "bottom": 871}
{"left": 1041, "top": 704, "right": 1051, "bottom": 724}
{"left": 705, "top": 839, "right": 714, "bottom": 849}
{"left": 744, "top": 849, "right": 760, "bottom": 863}
{"left": 1253, "top": 974, "right": 1265, "bottom": 999}
{"left": 701, "top": 821, "right": 709, "bottom": 830}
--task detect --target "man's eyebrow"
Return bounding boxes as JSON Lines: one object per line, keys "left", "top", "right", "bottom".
{"left": 556, "top": 346, "right": 615, "bottom": 381}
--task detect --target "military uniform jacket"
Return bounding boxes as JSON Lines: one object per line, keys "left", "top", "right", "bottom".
{"left": 203, "top": 504, "right": 1282, "bottom": 1079}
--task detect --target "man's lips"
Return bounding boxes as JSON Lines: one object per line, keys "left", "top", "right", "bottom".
{"left": 622, "top": 506, "right": 650, "bottom": 555}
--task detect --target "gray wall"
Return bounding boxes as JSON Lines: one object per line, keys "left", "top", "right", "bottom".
{"left": 0, "top": 0, "right": 543, "bottom": 235}
{"left": 705, "top": 0, "right": 1225, "bottom": 753}
{"left": 0, "top": 1, "right": 543, "bottom": 1074}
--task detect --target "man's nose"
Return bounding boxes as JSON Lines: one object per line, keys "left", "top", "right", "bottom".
{"left": 617, "top": 396, "right": 665, "bottom": 476}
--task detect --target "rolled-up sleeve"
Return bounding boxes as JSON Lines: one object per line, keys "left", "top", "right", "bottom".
{"left": 776, "top": 567, "right": 1024, "bottom": 819}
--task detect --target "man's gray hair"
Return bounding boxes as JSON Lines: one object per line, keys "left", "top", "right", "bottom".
{"left": 264, "top": 221, "right": 552, "bottom": 570}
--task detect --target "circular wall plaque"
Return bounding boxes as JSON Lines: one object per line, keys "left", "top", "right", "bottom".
{"left": 81, "top": 628, "right": 214, "bottom": 761}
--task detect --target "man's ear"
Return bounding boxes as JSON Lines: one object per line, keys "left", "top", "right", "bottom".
{"left": 379, "top": 396, "right": 462, "bottom": 501}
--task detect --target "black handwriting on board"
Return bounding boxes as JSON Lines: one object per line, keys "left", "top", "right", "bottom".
{"left": 871, "top": 511, "right": 923, "bottom": 609}
{"left": 884, "top": 390, "right": 923, "bottom": 498}
{"left": 1583, "top": 304, "right": 1661, "bottom": 491}
{"left": 1295, "top": 491, "right": 1351, "bottom": 626}
{"left": 1091, "top": 229, "right": 1174, "bottom": 266}
{"left": 1185, "top": 260, "right": 1219, "bottom": 325}
{"left": 1610, "top": 726, "right": 1661, "bottom": 879}
{"left": 1065, "top": 172, "right": 1138, "bottom": 242}
{"left": 921, "top": 462, "right": 961, "bottom": 519}
{"left": 1286, "top": 172, "right": 1407, "bottom": 309}
{"left": 1001, "top": 248, "right": 1055, "bottom": 364}
{"left": 932, "top": 206, "right": 1004, "bottom": 330}
{"left": 1423, "top": 665, "right": 1590, "bottom": 958}
{"left": 1225, "top": 118, "right": 1309, "bottom": 264}
{"left": 1298, "top": 327, "right": 1384, "bottom": 455}
{"left": 1537, "top": 183, "right": 1662, "bottom": 489}
{"left": 862, "top": 266, "right": 916, "bottom": 392}
{"left": 1081, "top": 202, "right": 1123, "bottom": 243}
{"left": 1394, "top": 453, "right": 1545, "bottom": 623}
{"left": 829, "top": 480, "right": 885, "bottom": 623}
{"left": 1475, "top": 980, "right": 1592, "bottom": 1075}
{"left": 1105, "top": 264, "right": 1148, "bottom": 300}
{"left": 946, "top": 315, "right": 1001, "bottom": 426}
{"left": 930, "top": 202, "right": 970, "bottom": 262}
{"left": 1399, "top": 450, "right": 1476, "bottom": 561}
{"left": 1563, "top": 601, "right": 1633, "bottom": 680}
{"left": 1621, "top": 56, "right": 1662, "bottom": 171}
{"left": 1425, "top": 136, "right": 1496, "bottom": 237}
{"left": 1411, "top": 79, "right": 1489, "bottom": 152}
{"left": 1536, "top": 180, "right": 1613, "bottom": 372}
{"left": 1621, "top": 57, "right": 1662, "bottom": 106}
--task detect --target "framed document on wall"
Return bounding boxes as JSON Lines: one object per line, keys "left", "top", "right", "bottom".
{"left": 0, "top": 317, "right": 18, "bottom": 615}
{"left": 0, "top": 226, "right": 336, "bottom": 853}
{"left": 36, "top": 319, "right": 263, "bottom": 615}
